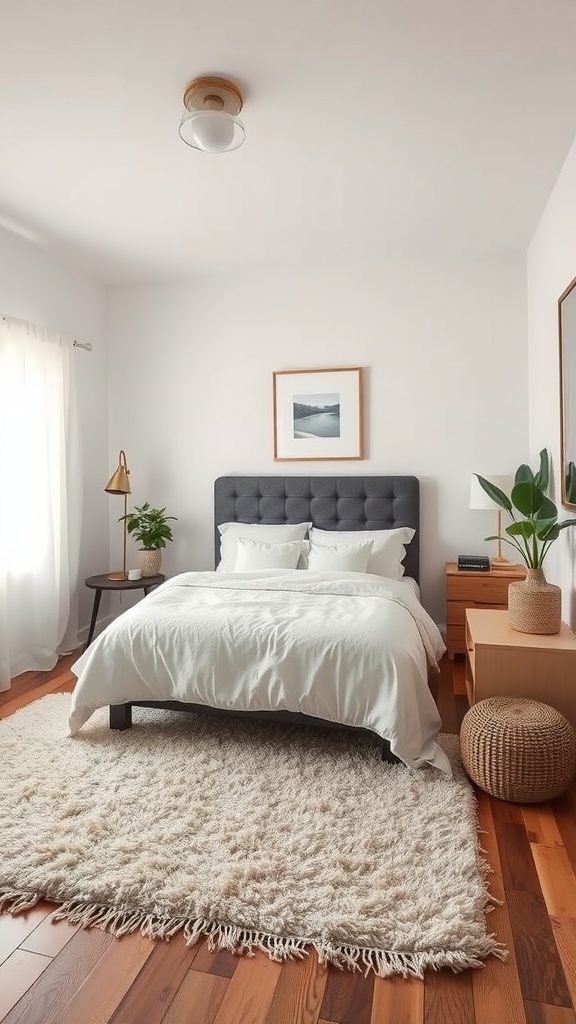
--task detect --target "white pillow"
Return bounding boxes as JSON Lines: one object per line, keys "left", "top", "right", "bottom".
{"left": 307, "top": 539, "right": 374, "bottom": 573}
{"left": 217, "top": 522, "right": 312, "bottom": 573}
{"left": 233, "top": 537, "right": 305, "bottom": 571}
{"left": 308, "top": 526, "right": 415, "bottom": 580}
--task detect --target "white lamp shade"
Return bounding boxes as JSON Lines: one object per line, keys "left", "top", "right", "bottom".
{"left": 469, "top": 474, "right": 514, "bottom": 511}
{"left": 179, "top": 110, "right": 245, "bottom": 153}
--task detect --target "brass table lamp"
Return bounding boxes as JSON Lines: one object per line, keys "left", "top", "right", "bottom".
{"left": 469, "top": 473, "right": 514, "bottom": 570}
{"left": 105, "top": 450, "right": 131, "bottom": 580}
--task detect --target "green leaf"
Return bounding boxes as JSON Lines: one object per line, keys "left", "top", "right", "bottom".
{"left": 534, "top": 448, "right": 550, "bottom": 492}
{"left": 534, "top": 517, "right": 556, "bottom": 539}
{"left": 511, "top": 480, "right": 543, "bottom": 517}
{"left": 475, "top": 475, "right": 513, "bottom": 513}
{"left": 535, "top": 495, "right": 558, "bottom": 521}
{"left": 506, "top": 522, "right": 535, "bottom": 538}
{"left": 566, "top": 461, "right": 576, "bottom": 503}
{"left": 538, "top": 524, "right": 560, "bottom": 542}
{"left": 558, "top": 518, "right": 576, "bottom": 531}
{"left": 515, "top": 464, "right": 534, "bottom": 486}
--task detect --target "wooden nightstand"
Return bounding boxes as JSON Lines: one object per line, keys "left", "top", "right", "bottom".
{"left": 465, "top": 608, "right": 576, "bottom": 724}
{"left": 445, "top": 561, "right": 526, "bottom": 657}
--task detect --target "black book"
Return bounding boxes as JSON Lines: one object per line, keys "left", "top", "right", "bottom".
{"left": 457, "top": 554, "right": 490, "bottom": 572}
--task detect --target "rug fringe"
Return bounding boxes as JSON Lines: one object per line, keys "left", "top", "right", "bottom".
{"left": 0, "top": 886, "right": 507, "bottom": 978}
{"left": 0, "top": 888, "right": 41, "bottom": 915}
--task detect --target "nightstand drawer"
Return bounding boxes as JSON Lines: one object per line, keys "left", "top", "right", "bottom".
{"left": 447, "top": 574, "right": 513, "bottom": 603}
{"left": 447, "top": 599, "right": 504, "bottom": 624}
{"left": 445, "top": 563, "right": 526, "bottom": 658}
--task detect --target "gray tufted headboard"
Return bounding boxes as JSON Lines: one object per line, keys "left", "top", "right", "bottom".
{"left": 214, "top": 476, "right": 420, "bottom": 582}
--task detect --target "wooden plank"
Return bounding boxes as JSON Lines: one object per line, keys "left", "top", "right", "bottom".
{"left": 552, "top": 798, "right": 576, "bottom": 876}
{"left": 0, "top": 949, "right": 52, "bottom": 1020}
{"left": 521, "top": 807, "right": 564, "bottom": 849}
{"left": 0, "top": 677, "right": 71, "bottom": 719}
{"left": 191, "top": 938, "right": 240, "bottom": 978}
{"left": 506, "top": 891, "right": 571, "bottom": 1006}
{"left": 50, "top": 681, "right": 75, "bottom": 695}
{"left": 550, "top": 917, "right": 576, "bottom": 1011}
{"left": 496, "top": 822, "right": 541, "bottom": 894}
{"left": 452, "top": 658, "right": 468, "bottom": 696}
{"left": 51, "top": 931, "right": 156, "bottom": 1024}
{"left": 531, "top": 847, "right": 576, "bottom": 919}
{"left": 371, "top": 975, "right": 424, "bottom": 1023}
{"left": 472, "top": 796, "right": 527, "bottom": 1024}
{"left": 0, "top": 657, "right": 75, "bottom": 712}
{"left": 212, "top": 951, "right": 282, "bottom": 1024}
{"left": 0, "top": 904, "right": 55, "bottom": 967}
{"left": 108, "top": 935, "right": 201, "bottom": 1024}
{"left": 20, "top": 909, "right": 80, "bottom": 958}
{"left": 490, "top": 798, "right": 525, "bottom": 827}
{"left": 472, "top": 901, "right": 527, "bottom": 1024}
{"left": 423, "top": 968, "right": 474, "bottom": 1024}
{"left": 162, "top": 970, "right": 228, "bottom": 1024}
{"left": 523, "top": 1001, "right": 576, "bottom": 1023}
{"left": 320, "top": 965, "right": 374, "bottom": 1024}
{"left": 0, "top": 927, "right": 114, "bottom": 1024}
{"left": 434, "top": 656, "right": 458, "bottom": 734}
{"left": 476, "top": 789, "right": 505, "bottom": 903}
{"left": 264, "top": 951, "right": 328, "bottom": 1024}
{"left": 454, "top": 694, "right": 470, "bottom": 730}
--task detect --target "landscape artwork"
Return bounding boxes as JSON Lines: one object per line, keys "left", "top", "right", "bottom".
{"left": 273, "top": 367, "right": 363, "bottom": 461}
{"left": 293, "top": 394, "right": 341, "bottom": 438}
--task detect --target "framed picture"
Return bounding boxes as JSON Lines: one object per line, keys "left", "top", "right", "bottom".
{"left": 273, "top": 366, "right": 364, "bottom": 461}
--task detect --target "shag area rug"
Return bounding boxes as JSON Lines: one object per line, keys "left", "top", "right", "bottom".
{"left": 0, "top": 695, "right": 506, "bottom": 978}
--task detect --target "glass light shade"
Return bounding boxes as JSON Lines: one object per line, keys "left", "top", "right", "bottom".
{"left": 469, "top": 474, "right": 513, "bottom": 510}
{"left": 179, "top": 110, "right": 245, "bottom": 153}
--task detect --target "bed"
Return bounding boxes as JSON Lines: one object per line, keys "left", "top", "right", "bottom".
{"left": 69, "top": 476, "right": 449, "bottom": 772}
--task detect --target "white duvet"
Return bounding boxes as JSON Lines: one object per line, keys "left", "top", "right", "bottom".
{"left": 70, "top": 570, "right": 450, "bottom": 773}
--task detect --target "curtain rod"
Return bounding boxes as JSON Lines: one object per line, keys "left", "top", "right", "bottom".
{"left": 1, "top": 313, "right": 92, "bottom": 351}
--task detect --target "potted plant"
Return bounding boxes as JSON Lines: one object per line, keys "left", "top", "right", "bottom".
{"left": 119, "top": 502, "right": 178, "bottom": 577}
{"left": 475, "top": 449, "right": 576, "bottom": 634}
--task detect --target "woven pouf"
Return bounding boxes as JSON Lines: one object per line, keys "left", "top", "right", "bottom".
{"left": 460, "top": 697, "right": 576, "bottom": 803}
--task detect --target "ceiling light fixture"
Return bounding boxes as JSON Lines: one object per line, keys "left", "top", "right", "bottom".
{"left": 179, "top": 76, "right": 245, "bottom": 154}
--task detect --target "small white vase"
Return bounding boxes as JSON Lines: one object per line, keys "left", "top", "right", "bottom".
{"left": 137, "top": 549, "right": 162, "bottom": 577}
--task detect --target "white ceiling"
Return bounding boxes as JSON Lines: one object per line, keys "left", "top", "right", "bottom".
{"left": 1, "top": 0, "right": 576, "bottom": 284}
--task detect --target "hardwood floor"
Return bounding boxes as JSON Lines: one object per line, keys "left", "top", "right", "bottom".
{"left": 1, "top": 656, "right": 576, "bottom": 1023}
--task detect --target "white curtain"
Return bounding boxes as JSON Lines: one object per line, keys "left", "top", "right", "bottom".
{"left": 0, "top": 315, "right": 82, "bottom": 690}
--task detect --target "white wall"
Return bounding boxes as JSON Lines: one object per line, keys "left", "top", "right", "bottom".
{"left": 0, "top": 227, "right": 109, "bottom": 632}
{"left": 528, "top": 134, "right": 576, "bottom": 626}
{"left": 108, "top": 257, "right": 528, "bottom": 625}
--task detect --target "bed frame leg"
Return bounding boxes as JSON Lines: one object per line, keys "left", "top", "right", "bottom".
{"left": 110, "top": 704, "right": 132, "bottom": 730}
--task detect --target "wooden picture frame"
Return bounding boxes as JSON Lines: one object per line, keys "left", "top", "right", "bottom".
{"left": 273, "top": 366, "right": 364, "bottom": 462}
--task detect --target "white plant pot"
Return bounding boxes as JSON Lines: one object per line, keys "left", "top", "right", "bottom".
{"left": 137, "top": 549, "right": 162, "bottom": 577}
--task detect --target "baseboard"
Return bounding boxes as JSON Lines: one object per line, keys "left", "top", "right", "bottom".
{"left": 59, "top": 614, "right": 115, "bottom": 655}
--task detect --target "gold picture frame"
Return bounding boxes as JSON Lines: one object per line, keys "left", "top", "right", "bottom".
{"left": 559, "top": 274, "right": 576, "bottom": 510}
{"left": 273, "top": 366, "right": 364, "bottom": 462}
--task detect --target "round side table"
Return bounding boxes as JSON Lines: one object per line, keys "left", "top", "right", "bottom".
{"left": 83, "top": 573, "right": 165, "bottom": 650}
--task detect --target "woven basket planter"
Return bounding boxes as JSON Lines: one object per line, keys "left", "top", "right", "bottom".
{"left": 460, "top": 697, "right": 576, "bottom": 803}
{"left": 137, "top": 548, "right": 163, "bottom": 577}
{"left": 508, "top": 568, "right": 561, "bottom": 635}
